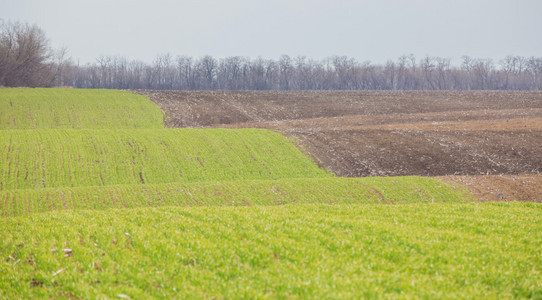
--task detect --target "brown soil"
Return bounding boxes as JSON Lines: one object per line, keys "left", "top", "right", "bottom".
{"left": 438, "top": 174, "right": 542, "bottom": 203}
{"left": 230, "top": 115, "right": 542, "bottom": 131}
{"left": 137, "top": 90, "right": 542, "bottom": 127}
{"left": 283, "top": 129, "right": 542, "bottom": 177}
{"left": 136, "top": 90, "right": 542, "bottom": 201}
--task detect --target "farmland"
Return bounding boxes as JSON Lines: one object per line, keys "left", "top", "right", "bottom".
{"left": 1, "top": 203, "right": 540, "bottom": 298}
{"left": 0, "top": 89, "right": 164, "bottom": 129}
{"left": 0, "top": 128, "right": 329, "bottom": 190}
{"left": 1, "top": 88, "right": 541, "bottom": 298}
{"left": 138, "top": 89, "right": 542, "bottom": 201}
{"left": 0, "top": 176, "right": 471, "bottom": 217}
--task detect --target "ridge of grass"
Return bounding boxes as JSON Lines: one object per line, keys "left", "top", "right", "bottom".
{"left": 0, "top": 176, "right": 473, "bottom": 217}
{"left": 0, "top": 128, "right": 330, "bottom": 190}
{"left": 0, "top": 88, "right": 164, "bottom": 130}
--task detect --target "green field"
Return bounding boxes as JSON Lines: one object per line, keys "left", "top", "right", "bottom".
{"left": 0, "top": 176, "right": 472, "bottom": 217}
{"left": 0, "top": 89, "right": 164, "bottom": 129}
{"left": 1, "top": 88, "right": 540, "bottom": 299}
{"left": 1, "top": 203, "right": 540, "bottom": 299}
{"left": 0, "top": 128, "right": 329, "bottom": 190}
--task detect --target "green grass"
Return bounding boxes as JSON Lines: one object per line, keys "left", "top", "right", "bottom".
{"left": 0, "top": 128, "right": 330, "bottom": 190}
{"left": 2, "top": 88, "right": 535, "bottom": 299}
{"left": 0, "top": 89, "right": 164, "bottom": 129}
{"left": 0, "top": 176, "right": 473, "bottom": 217}
{"left": 1, "top": 203, "right": 540, "bottom": 299}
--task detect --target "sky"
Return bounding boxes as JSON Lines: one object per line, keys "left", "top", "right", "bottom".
{"left": 1, "top": 0, "right": 541, "bottom": 65}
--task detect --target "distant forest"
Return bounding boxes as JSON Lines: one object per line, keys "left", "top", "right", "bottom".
{"left": 2, "top": 22, "right": 541, "bottom": 90}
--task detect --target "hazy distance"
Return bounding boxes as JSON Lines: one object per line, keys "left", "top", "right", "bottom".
{"left": 2, "top": 0, "right": 541, "bottom": 65}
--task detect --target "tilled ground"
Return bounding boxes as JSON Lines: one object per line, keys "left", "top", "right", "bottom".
{"left": 285, "top": 129, "right": 542, "bottom": 177}
{"left": 136, "top": 90, "right": 542, "bottom": 201}
{"left": 137, "top": 90, "right": 542, "bottom": 127}
{"left": 439, "top": 174, "right": 542, "bottom": 202}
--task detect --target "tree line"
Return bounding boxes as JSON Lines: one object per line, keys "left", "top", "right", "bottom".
{"left": 2, "top": 22, "right": 541, "bottom": 90}
{"left": 61, "top": 54, "right": 542, "bottom": 90}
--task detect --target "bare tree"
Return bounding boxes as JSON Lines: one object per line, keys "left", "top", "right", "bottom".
{"left": 199, "top": 55, "right": 217, "bottom": 89}
{"left": 61, "top": 52, "right": 541, "bottom": 91}
{"left": 383, "top": 60, "right": 397, "bottom": 90}
{"left": 278, "top": 55, "right": 293, "bottom": 90}
{"left": 153, "top": 53, "right": 175, "bottom": 89}
{"left": 332, "top": 56, "right": 358, "bottom": 89}
{"left": 434, "top": 57, "right": 451, "bottom": 89}
{"left": 471, "top": 58, "right": 494, "bottom": 90}
{"left": 420, "top": 56, "right": 437, "bottom": 89}
{"left": 51, "top": 46, "right": 72, "bottom": 87}
{"left": 176, "top": 55, "right": 194, "bottom": 89}
{"left": 526, "top": 57, "right": 542, "bottom": 90}
{"left": 0, "top": 21, "right": 57, "bottom": 87}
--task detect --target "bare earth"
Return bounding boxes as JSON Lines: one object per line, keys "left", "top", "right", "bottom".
{"left": 136, "top": 90, "right": 542, "bottom": 202}
{"left": 439, "top": 174, "right": 542, "bottom": 202}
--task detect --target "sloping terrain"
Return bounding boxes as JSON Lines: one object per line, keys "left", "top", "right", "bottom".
{"left": 0, "top": 89, "right": 164, "bottom": 129}
{"left": 282, "top": 129, "right": 542, "bottom": 177}
{"left": 0, "top": 128, "right": 329, "bottom": 190}
{"left": 137, "top": 90, "right": 542, "bottom": 201}
{"left": 439, "top": 174, "right": 542, "bottom": 202}
{"left": 0, "top": 176, "right": 470, "bottom": 217}
{"left": 137, "top": 90, "right": 542, "bottom": 127}
{"left": 1, "top": 88, "right": 540, "bottom": 299}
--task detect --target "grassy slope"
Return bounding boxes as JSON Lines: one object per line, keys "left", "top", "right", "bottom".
{"left": 0, "top": 128, "right": 330, "bottom": 190}
{"left": 4, "top": 88, "right": 537, "bottom": 299}
{"left": 1, "top": 203, "right": 540, "bottom": 299}
{"left": 0, "top": 177, "right": 472, "bottom": 217}
{"left": 0, "top": 89, "right": 164, "bottom": 129}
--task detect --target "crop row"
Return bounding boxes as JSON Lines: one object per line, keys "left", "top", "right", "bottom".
{"left": 0, "top": 89, "right": 164, "bottom": 130}
{"left": 1, "top": 202, "right": 540, "bottom": 298}
{"left": 0, "top": 128, "right": 330, "bottom": 190}
{"left": 0, "top": 176, "right": 472, "bottom": 217}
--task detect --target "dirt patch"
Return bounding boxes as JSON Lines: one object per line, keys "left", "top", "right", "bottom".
{"left": 285, "top": 129, "right": 542, "bottom": 177}
{"left": 137, "top": 90, "right": 542, "bottom": 201}
{"left": 438, "top": 174, "right": 542, "bottom": 202}
{"left": 138, "top": 89, "right": 542, "bottom": 177}
{"left": 220, "top": 109, "right": 542, "bottom": 131}
{"left": 135, "top": 90, "right": 542, "bottom": 127}
{"left": 359, "top": 118, "right": 542, "bottom": 131}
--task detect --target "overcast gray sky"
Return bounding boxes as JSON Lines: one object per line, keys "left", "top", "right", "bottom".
{"left": 2, "top": 0, "right": 541, "bottom": 65}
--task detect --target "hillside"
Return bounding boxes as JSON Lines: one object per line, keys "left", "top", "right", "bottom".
{"left": 0, "top": 128, "right": 330, "bottom": 190}
{"left": 1, "top": 88, "right": 540, "bottom": 299}
{"left": 0, "top": 89, "right": 164, "bottom": 129}
{"left": 137, "top": 89, "right": 542, "bottom": 201}
{"left": 0, "top": 176, "right": 470, "bottom": 217}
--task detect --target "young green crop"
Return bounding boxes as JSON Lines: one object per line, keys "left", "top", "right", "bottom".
{"left": 0, "top": 128, "right": 330, "bottom": 190}
{"left": 0, "top": 88, "right": 164, "bottom": 129}
{"left": 6, "top": 87, "right": 531, "bottom": 300}
{"left": 0, "top": 176, "right": 473, "bottom": 217}
{"left": 0, "top": 203, "right": 540, "bottom": 299}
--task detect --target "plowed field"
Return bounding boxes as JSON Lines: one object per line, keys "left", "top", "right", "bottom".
{"left": 2, "top": 89, "right": 540, "bottom": 298}
{"left": 136, "top": 90, "right": 542, "bottom": 202}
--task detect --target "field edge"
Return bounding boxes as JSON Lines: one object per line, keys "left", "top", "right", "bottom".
{"left": 0, "top": 176, "right": 474, "bottom": 217}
